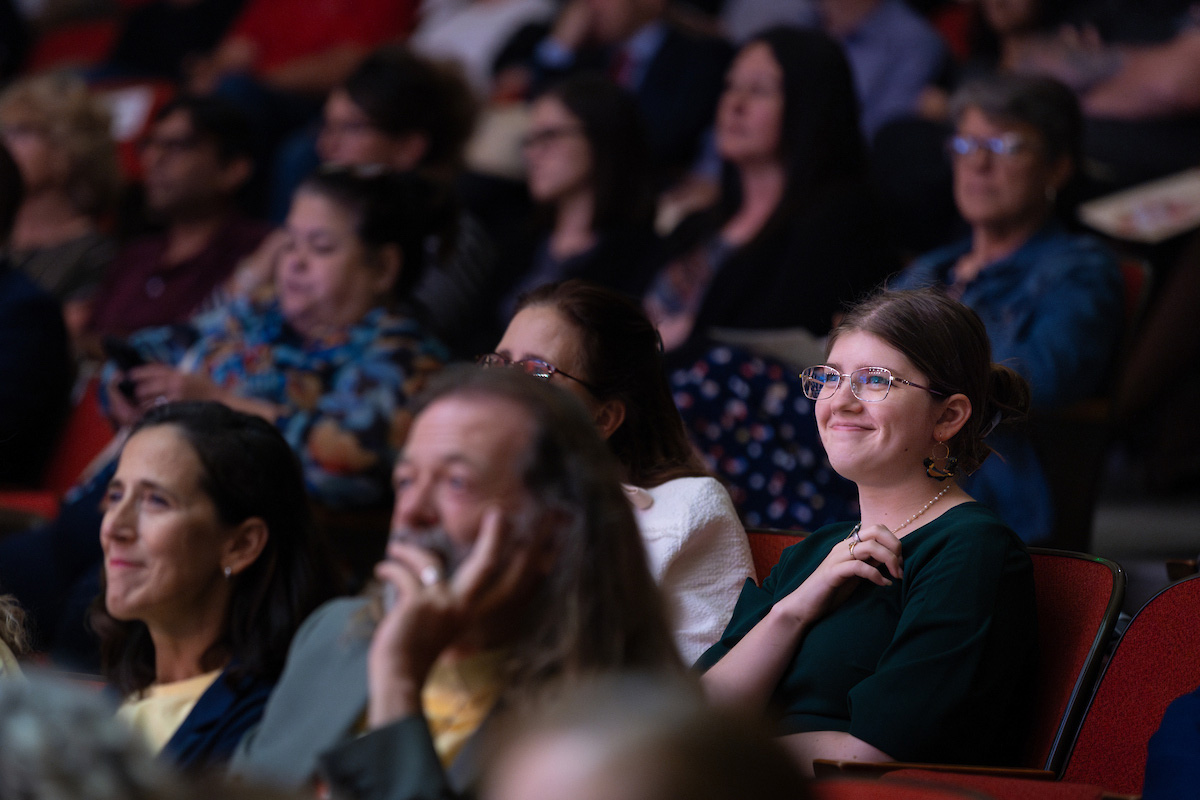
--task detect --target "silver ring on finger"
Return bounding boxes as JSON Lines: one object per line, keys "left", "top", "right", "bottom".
{"left": 154, "top": 395, "right": 168, "bottom": 406}
{"left": 846, "top": 525, "right": 862, "bottom": 557}
{"left": 419, "top": 565, "right": 443, "bottom": 586}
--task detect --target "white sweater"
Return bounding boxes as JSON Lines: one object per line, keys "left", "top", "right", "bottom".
{"left": 625, "top": 477, "right": 756, "bottom": 665}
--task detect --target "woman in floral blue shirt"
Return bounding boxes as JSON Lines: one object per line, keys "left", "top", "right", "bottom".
{"left": 0, "top": 168, "right": 448, "bottom": 666}
{"left": 105, "top": 167, "right": 448, "bottom": 508}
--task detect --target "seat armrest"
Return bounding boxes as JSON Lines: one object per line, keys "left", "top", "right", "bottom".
{"left": 812, "top": 759, "right": 1056, "bottom": 780}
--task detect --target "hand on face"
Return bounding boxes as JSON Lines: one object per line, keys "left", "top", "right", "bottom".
{"left": 774, "top": 523, "right": 904, "bottom": 629}
{"left": 366, "top": 506, "right": 552, "bottom": 728}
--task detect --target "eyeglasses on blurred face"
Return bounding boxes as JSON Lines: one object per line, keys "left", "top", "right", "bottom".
{"left": 946, "top": 133, "right": 1034, "bottom": 159}
{"left": 476, "top": 352, "right": 599, "bottom": 394}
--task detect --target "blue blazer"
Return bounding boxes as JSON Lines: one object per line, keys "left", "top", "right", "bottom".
{"left": 163, "top": 667, "right": 275, "bottom": 771}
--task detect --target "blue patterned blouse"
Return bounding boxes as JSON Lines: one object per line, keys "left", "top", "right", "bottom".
{"left": 105, "top": 298, "right": 448, "bottom": 509}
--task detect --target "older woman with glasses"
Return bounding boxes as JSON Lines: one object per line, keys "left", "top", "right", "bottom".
{"left": 698, "top": 288, "right": 1038, "bottom": 775}
{"left": 892, "top": 73, "right": 1123, "bottom": 543}
{"left": 481, "top": 279, "right": 754, "bottom": 664}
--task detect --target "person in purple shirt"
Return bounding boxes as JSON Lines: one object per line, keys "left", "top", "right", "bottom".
{"left": 84, "top": 95, "right": 269, "bottom": 354}
{"left": 817, "top": 0, "right": 948, "bottom": 140}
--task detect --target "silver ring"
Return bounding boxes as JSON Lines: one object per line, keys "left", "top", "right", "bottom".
{"left": 154, "top": 395, "right": 168, "bottom": 406}
{"left": 419, "top": 565, "right": 442, "bottom": 586}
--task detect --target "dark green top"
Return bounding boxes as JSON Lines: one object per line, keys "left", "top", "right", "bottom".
{"left": 696, "top": 502, "right": 1037, "bottom": 765}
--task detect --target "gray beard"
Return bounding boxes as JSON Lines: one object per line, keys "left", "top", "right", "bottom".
{"left": 387, "top": 526, "right": 471, "bottom": 577}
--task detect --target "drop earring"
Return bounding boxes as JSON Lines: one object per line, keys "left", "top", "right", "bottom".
{"left": 224, "top": 566, "right": 232, "bottom": 579}
{"left": 923, "top": 441, "right": 958, "bottom": 481}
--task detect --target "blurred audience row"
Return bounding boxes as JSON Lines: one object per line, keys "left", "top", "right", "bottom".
{"left": 0, "top": 0, "right": 1191, "bottom": 552}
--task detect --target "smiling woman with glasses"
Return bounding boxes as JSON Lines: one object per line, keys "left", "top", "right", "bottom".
{"left": 699, "top": 288, "right": 1038, "bottom": 776}
{"left": 485, "top": 279, "right": 754, "bottom": 665}
{"left": 892, "top": 73, "right": 1124, "bottom": 543}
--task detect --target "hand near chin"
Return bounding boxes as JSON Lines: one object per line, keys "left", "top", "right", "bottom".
{"left": 775, "top": 524, "right": 904, "bottom": 629}
{"left": 365, "top": 507, "right": 548, "bottom": 728}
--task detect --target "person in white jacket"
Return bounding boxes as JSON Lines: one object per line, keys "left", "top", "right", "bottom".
{"left": 483, "top": 279, "right": 755, "bottom": 663}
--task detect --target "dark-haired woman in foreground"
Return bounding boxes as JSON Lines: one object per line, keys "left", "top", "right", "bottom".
{"left": 99, "top": 402, "right": 335, "bottom": 769}
{"left": 699, "top": 289, "right": 1038, "bottom": 774}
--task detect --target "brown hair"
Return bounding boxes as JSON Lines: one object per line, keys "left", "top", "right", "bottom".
{"left": 515, "top": 280, "right": 708, "bottom": 488}
{"left": 412, "top": 366, "right": 683, "bottom": 699}
{"left": 829, "top": 288, "right": 1031, "bottom": 473}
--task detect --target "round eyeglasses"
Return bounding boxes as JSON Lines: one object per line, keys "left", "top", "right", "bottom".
{"left": 800, "top": 365, "right": 946, "bottom": 403}
{"left": 476, "top": 353, "right": 600, "bottom": 393}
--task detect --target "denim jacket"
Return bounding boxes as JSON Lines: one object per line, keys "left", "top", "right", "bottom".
{"left": 894, "top": 224, "right": 1123, "bottom": 542}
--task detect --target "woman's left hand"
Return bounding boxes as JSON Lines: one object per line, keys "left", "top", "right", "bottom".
{"left": 125, "top": 364, "right": 223, "bottom": 410}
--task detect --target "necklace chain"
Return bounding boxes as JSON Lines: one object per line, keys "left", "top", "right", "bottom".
{"left": 892, "top": 483, "right": 952, "bottom": 534}
{"left": 845, "top": 483, "right": 954, "bottom": 542}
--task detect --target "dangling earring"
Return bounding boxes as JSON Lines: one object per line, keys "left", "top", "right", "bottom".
{"left": 224, "top": 566, "right": 232, "bottom": 579}
{"left": 924, "top": 441, "right": 958, "bottom": 481}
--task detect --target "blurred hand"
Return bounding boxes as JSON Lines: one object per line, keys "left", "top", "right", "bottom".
{"left": 366, "top": 507, "right": 551, "bottom": 727}
{"left": 126, "top": 364, "right": 222, "bottom": 410}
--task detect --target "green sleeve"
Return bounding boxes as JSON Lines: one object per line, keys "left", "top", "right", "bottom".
{"left": 693, "top": 530, "right": 842, "bottom": 671}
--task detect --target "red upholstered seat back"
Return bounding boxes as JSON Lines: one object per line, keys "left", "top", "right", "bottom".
{"left": 745, "top": 528, "right": 806, "bottom": 585}
{"left": 1024, "top": 549, "right": 1125, "bottom": 773}
{"left": 1061, "top": 574, "right": 1200, "bottom": 793}
{"left": 815, "top": 775, "right": 985, "bottom": 799}
{"left": 883, "top": 770, "right": 1108, "bottom": 800}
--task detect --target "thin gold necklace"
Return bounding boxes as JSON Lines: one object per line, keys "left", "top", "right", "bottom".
{"left": 848, "top": 482, "right": 953, "bottom": 539}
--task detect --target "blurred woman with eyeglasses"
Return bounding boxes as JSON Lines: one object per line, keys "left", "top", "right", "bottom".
{"left": 699, "top": 287, "right": 1037, "bottom": 775}
{"left": 482, "top": 279, "right": 754, "bottom": 664}
{"left": 491, "top": 74, "right": 660, "bottom": 336}
{"left": 893, "top": 73, "right": 1123, "bottom": 543}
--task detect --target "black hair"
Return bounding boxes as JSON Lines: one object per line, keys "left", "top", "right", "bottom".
{"left": 516, "top": 280, "right": 707, "bottom": 487}
{"left": 154, "top": 94, "right": 254, "bottom": 165}
{"left": 92, "top": 401, "right": 337, "bottom": 695}
{"left": 297, "top": 166, "right": 454, "bottom": 301}
{"left": 0, "top": 142, "right": 21, "bottom": 244}
{"left": 341, "top": 46, "right": 477, "bottom": 179}
{"left": 536, "top": 74, "right": 655, "bottom": 232}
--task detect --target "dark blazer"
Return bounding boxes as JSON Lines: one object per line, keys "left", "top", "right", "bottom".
{"left": 0, "top": 258, "right": 71, "bottom": 486}
{"left": 163, "top": 666, "right": 275, "bottom": 771}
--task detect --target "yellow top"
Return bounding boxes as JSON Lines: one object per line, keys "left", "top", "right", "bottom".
{"left": 421, "top": 650, "right": 507, "bottom": 766}
{"left": 117, "top": 669, "right": 222, "bottom": 754}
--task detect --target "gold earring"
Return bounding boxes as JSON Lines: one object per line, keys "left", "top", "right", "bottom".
{"left": 923, "top": 441, "right": 958, "bottom": 481}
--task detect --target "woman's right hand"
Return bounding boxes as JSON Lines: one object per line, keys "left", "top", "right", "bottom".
{"left": 773, "top": 524, "right": 904, "bottom": 629}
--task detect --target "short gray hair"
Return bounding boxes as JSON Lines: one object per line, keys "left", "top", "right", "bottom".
{"left": 950, "top": 74, "right": 1082, "bottom": 166}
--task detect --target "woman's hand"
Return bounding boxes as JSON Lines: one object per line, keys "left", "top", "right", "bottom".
{"left": 703, "top": 525, "right": 904, "bottom": 712}
{"left": 773, "top": 524, "right": 904, "bottom": 631}
{"left": 125, "top": 364, "right": 223, "bottom": 410}
{"left": 227, "top": 229, "right": 288, "bottom": 300}
{"left": 105, "top": 378, "right": 141, "bottom": 429}
{"left": 365, "top": 508, "right": 548, "bottom": 728}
